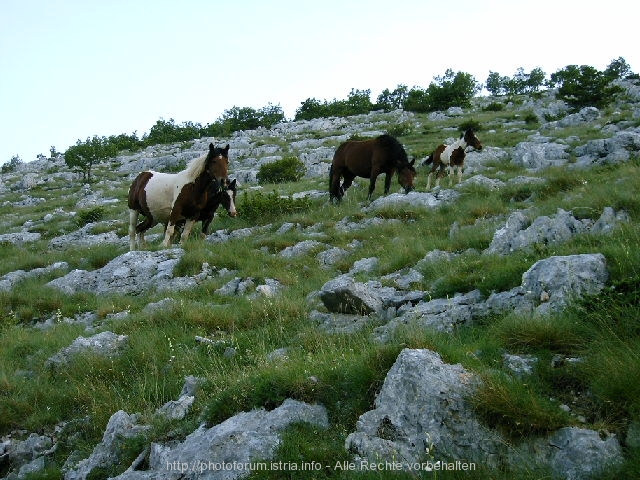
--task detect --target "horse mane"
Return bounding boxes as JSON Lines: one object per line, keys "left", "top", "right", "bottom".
{"left": 378, "top": 134, "right": 409, "bottom": 165}
{"left": 182, "top": 152, "right": 210, "bottom": 182}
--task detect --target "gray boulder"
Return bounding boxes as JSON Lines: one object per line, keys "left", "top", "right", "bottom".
{"left": 378, "top": 253, "right": 608, "bottom": 341}
{"left": 574, "top": 129, "right": 640, "bottom": 167}
{"left": 278, "top": 240, "right": 327, "bottom": 258}
{"left": 366, "top": 190, "right": 459, "bottom": 211}
{"left": 512, "top": 141, "right": 570, "bottom": 170}
{"left": 112, "top": 399, "right": 328, "bottom": 480}
{"left": 555, "top": 106, "right": 601, "bottom": 127}
{"left": 346, "top": 349, "right": 623, "bottom": 479}
{"left": 64, "top": 411, "right": 150, "bottom": 480}
{"left": 374, "top": 290, "right": 485, "bottom": 341}
{"left": 0, "top": 262, "right": 68, "bottom": 292}
{"left": 319, "top": 275, "right": 384, "bottom": 314}
{"left": 546, "top": 427, "right": 622, "bottom": 480}
{"left": 485, "top": 209, "right": 588, "bottom": 255}
{"left": 48, "top": 222, "right": 125, "bottom": 250}
{"left": 46, "top": 249, "right": 211, "bottom": 295}
{"left": 0, "top": 232, "right": 41, "bottom": 246}
{"left": 345, "top": 349, "right": 504, "bottom": 467}
{"left": 46, "top": 331, "right": 128, "bottom": 368}
{"left": 521, "top": 253, "right": 608, "bottom": 315}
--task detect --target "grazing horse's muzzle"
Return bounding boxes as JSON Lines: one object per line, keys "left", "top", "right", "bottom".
{"left": 404, "top": 185, "right": 415, "bottom": 194}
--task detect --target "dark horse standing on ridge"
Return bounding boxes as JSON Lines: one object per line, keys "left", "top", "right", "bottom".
{"left": 329, "top": 134, "right": 416, "bottom": 202}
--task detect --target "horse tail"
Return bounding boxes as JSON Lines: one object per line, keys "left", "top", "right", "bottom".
{"left": 329, "top": 164, "right": 334, "bottom": 192}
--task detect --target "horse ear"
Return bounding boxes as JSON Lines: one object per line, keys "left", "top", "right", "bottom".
{"left": 410, "top": 157, "right": 416, "bottom": 166}
{"left": 209, "top": 143, "right": 215, "bottom": 151}
{"left": 224, "top": 144, "right": 230, "bottom": 154}
{"left": 229, "top": 178, "right": 236, "bottom": 188}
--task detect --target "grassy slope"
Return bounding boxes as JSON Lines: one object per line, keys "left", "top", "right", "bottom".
{"left": 1, "top": 98, "right": 639, "bottom": 479}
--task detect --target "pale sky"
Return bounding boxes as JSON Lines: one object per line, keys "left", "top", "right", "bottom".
{"left": 1, "top": 0, "right": 637, "bottom": 165}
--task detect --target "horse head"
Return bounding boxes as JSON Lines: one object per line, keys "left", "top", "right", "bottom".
{"left": 463, "top": 129, "right": 483, "bottom": 151}
{"left": 205, "top": 143, "right": 230, "bottom": 190}
{"left": 398, "top": 158, "right": 417, "bottom": 194}
{"left": 221, "top": 178, "right": 238, "bottom": 217}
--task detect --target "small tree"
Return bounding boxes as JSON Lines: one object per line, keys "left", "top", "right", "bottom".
{"left": 549, "top": 64, "right": 623, "bottom": 110}
{"left": 403, "top": 86, "right": 430, "bottom": 112}
{"left": 485, "top": 71, "right": 504, "bottom": 96}
{"left": 377, "top": 84, "right": 409, "bottom": 111}
{"left": 64, "top": 136, "right": 117, "bottom": 182}
{"left": 425, "top": 69, "right": 480, "bottom": 111}
{"left": 1, "top": 155, "right": 23, "bottom": 173}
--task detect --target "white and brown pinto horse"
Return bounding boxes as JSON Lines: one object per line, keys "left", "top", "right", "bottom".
{"left": 127, "top": 143, "right": 229, "bottom": 250}
{"left": 424, "top": 128, "right": 482, "bottom": 189}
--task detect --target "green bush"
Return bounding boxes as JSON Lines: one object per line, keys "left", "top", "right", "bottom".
{"left": 483, "top": 102, "right": 504, "bottom": 112}
{"left": 386, "top": 121, "right": 414, "bottom": 137}
{"left": 1, "top": 155, "right": 23, "bottom": 173}
{"left": 238, "top": 191, "right": 311, "bottom": 222}
{"left": 76, "top": 207, "right": 105, "bottom": 227}
{"left": 257, "top": 156, "right": 306, "bottom": 184}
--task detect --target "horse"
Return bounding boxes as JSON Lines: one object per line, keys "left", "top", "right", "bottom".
{"left": 424, "top": 128, "right": 482, "bottom": 189}
{"left": 329, "top": 134, "right": 416, "bottom": 202}
{"left": 127, "top": 143, "right": 230, "bottom": 250}
{"left": 173, "top": 178, "right": 238, "bottom": 239}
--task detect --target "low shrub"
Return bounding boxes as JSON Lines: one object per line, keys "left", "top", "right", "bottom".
{"left": 75, "top": 207, "right": 105, "bottom": 227}
{"left": 257, "top": 156, "right": 306, "bottom": 184}
{"left": 238, "top": 191, "right": 311, "bottom": 222}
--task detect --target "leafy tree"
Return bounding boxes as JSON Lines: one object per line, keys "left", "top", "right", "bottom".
{"left": 424, "top": 69, "right": 480, "bottom": 111}
{"left": 1, "top": 155, "right": 23, "bottom": 173}
{"left": 486, "top": 67, "right": 546, "bottom": 96}
{"left": 604, "top": 56, "right": 633, "bottom": 80}
{"left": 294, "top": 89, "right": 374, "bottom": 120}
{"left": 294, "top": 97, "right": 326, "bottom": 121}
{"left": 344, "top": 88, "right": 374, "bottom": 114}
{"left": 549, "top": 64, "right": 623, "bottom": 110}
{"left": 376, "top": 84, "right": 409, "bottom": 111}
{"left": 403, "top": 86, "right": 430, "bottom": 112}
{"left": 485, "top": 71, "right": 504, "bottom": 96}
{"left": 143, "top": 118, "right": 203, "bottom": 145}
{"left": 527, "top": 67, "right": 546, "bottom": 92}
{"left": 257, "top": 103, "right": 286, "bottom": 129}
{"left": 64, "top": 136, "right": 118, "bottom": 181}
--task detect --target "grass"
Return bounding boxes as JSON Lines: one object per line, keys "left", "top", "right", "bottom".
{"left": 2, "top": 98, "right": 640, "bottom": 478}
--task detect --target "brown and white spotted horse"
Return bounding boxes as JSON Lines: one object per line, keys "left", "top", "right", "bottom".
{"left": 424, "top": 128, "right": 482, "bottom": 189}
{"left": 127, "top": 143, "right": 229, "bottom": 250}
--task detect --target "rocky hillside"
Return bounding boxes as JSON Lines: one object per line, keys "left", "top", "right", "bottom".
{"left": 1, "top": 82, "right": 640, "bottom": 479}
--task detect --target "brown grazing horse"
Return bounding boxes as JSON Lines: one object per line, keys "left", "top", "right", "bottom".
{"left": 329, "top": 134, "right": 416, "bottom": 202}
{"left": 127, "top": 143, "right": 229, "bottom": 250}
{"left": 424, "top": 128, "right": 482, "bottom": 189}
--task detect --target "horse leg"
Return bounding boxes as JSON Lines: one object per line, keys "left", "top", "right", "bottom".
{"left": 339, "top": 171, "right": 356, "bottom": 199}
{"left": 201, "top": 216, "right": 213, "bottom": 237}
{"left": 436, "top": 164, "right": 448, "bottom": 188}
{"left": 367, "top": 166, "right": 383, "bottom": 199}
{"left": 162, "top": 222, "right": 176, "bottom": 248}
{"left": 330, "top": 166, "right": 343, "bottom": 202}
{"left": 128, "top": 210, "right": 138, "bottom": 250}
{"left": 383, "top": 171, "right": 393, "bottom": 194}
{"left": 179, "top": 219, "right": 197, "bottom": 245}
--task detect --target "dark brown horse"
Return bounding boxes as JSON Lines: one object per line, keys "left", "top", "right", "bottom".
{"left": 128, "top": 143, "right": 229, "bottom": 250}
{"left": 424, "top": 128, "right": 482, "bottom": 189}
{"left": 329, "top": 134, "right": 416, "bottom": 201}
{"left": 174, "top": 178, "right": 238, "bottom": 239}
